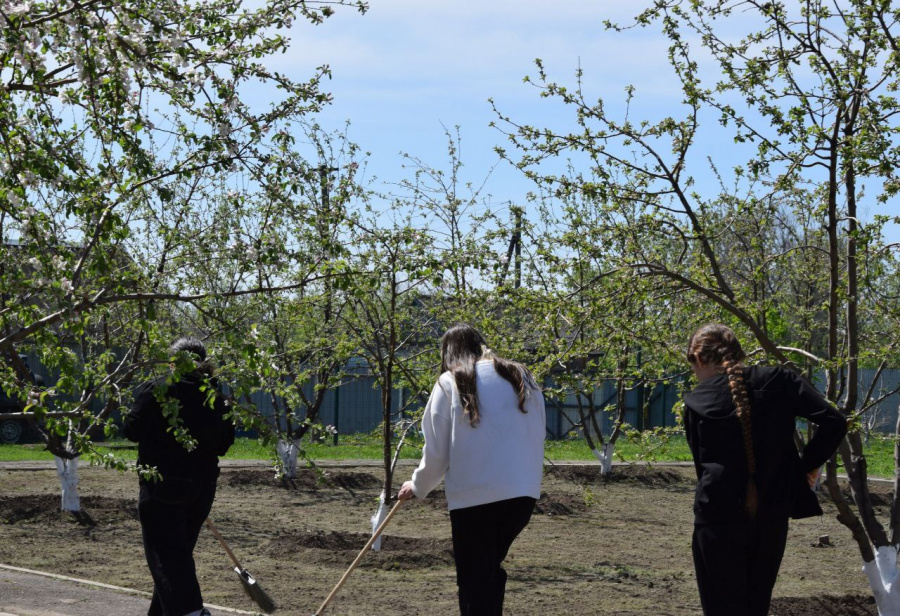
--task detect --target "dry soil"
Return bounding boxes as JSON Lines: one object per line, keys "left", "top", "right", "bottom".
{"left": 0, "top": 463, "right": 878, "bottom": 615}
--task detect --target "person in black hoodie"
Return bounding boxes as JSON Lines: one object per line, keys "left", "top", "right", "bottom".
{"left": 683, "top": 323, "right": 847, "bottom": 616}
{"left": 124, "top": 337, "right": 235, "bottom": 616}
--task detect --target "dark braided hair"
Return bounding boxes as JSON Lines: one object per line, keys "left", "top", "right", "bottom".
{"left": 687, "top": 324, "right": 758, "bottom": 517}
{"left": 440, "top": 323, "right": 536, "bottom": 427}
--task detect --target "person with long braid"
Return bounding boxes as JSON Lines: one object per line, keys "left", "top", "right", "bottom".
{"left": 683, "top": 324, "right": 847, "bottom": 616}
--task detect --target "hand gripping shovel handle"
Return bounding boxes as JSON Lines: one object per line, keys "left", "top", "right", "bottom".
{"left": 313, "top": 499, "right": 405, "bottom": 616}
{"left": 205, "top": 518, "right": 243, "bottom": 570}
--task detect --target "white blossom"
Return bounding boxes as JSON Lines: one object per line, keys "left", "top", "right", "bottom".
{"left": 18, "top": 170, "right": 36, "bottom": 187}
{"left": 8, "top": 1, "right": 31, "bottom": 17}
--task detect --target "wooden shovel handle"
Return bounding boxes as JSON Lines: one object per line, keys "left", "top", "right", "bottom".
{"left": 205, "top": 517, "right": 243, "bottom": 570}
{"left": 314, "top": 499, "right": 404, "bottom": 615}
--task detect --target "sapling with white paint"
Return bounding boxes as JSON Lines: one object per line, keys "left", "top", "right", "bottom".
{"left": 370, "top": 420, "right": 418, "bottom": 551}
{"left": 276, "top": 437, "right": 302, "bottom": 480}
{"left": 55, "top": 455, "right": 80, "bottom": 513}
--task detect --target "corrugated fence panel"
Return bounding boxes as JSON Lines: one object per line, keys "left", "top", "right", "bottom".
{"left": 871, "top": 369, "right": 900, "bottom": 432}
{"left": 221, "top": 368, "right": 900, "bottom": 439}
{"left": 542, "top": 376, "right": 682, "bottom": 439}
{"left": 318, "top": 376, "right": 384, "bottom": 434}
{"left": 16, "top": 348, "right": 900, "bottom": 440}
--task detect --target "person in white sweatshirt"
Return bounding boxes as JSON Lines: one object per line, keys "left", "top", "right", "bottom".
{"left": 398, "top": 323, "right": 546, "bottom": 616}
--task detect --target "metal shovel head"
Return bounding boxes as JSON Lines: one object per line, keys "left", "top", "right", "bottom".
{"left": 234, "top": 566, "right": 256, "bottom": 585}
{"left": 233, "top": 566, "right": 277, "bottom": 612}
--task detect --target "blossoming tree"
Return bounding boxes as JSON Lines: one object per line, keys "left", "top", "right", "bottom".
{"left": 493, "top": 0, "right": 900, "bottom": 611}
{"left": 0, "top": 0, "right": 366, "bottom": 510}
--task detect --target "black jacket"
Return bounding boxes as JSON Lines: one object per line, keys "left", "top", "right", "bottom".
{"left": 123, "top": 373, "right": 235, "bottom": 481}
{"left": 683, "top": 366, "right": 847, "bottom": 524}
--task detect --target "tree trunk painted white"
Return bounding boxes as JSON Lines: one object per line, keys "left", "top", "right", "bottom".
{"left": 54, "top": 456, "right": 80, "bottom": 512}
{"left": 595, "top": 441, "right": 615, "bottom": 476}
{"left": 276, "top": 438, "right": 301, "bottom": 479}
{"left": 863, "top": 546, "right": 900, "bottom": 616}
{"left": 370, "top": 490, "right": 389, "bottom": 552}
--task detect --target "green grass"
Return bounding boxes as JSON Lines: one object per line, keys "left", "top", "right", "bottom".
{"left": 0, "top": 433, "right": 895, "bottom": 478}
{"left": 544, "top": 434, "right": 694, "bottom": 462}
{"left": 859, "top": 435, "right": 894, "bottom": 478}
{"left": 0, "top": 434, "right": 426, "bottom": 464}
{"left": 0, "top": 443, "right": 57, "bottom": 461}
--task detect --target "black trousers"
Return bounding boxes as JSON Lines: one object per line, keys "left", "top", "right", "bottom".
{"left": 692, "top": 516, "right": 790, "bottom": 616}
{"left": 138, "top": 473, "right": 218, "bottom": 616}
{"left": 449, "top": 496, "right": 536, "bottom": 616}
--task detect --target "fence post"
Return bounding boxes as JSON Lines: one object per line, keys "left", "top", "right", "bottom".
{"left": 332, "top": 383, "right": 340, "bottom": 446}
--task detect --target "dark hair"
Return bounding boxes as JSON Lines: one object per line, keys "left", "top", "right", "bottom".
{"left": 686, "top": 323, "right": 757, "bottom": 517}
{"left": 169, "top": 337, "right": 213, "bottom": 376}
{"left": 440, "top": 323, "right": 536, "bottom": 427}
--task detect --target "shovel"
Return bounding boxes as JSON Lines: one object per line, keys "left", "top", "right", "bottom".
{"left": 312, "top": 498, "right": 405, "bottom": 615}
{"left": 205, "top": 517, "right": 277, "bottom": 613}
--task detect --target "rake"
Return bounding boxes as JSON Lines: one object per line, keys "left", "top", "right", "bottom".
{"left": 205, "top": 517, "right": 277, "bottom": 613}
{"left": 312, "top": 498, "right": 405, "bottom": 615}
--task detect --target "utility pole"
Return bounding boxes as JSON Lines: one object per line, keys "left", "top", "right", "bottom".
{"left": 497, "top": 204, "right": 524, "bottom": 288}
{"left": 514, "top": 206, "right": 522, "bottom": 289}
{"left": 317, "top": 165, "right": 338, "bottom": 319}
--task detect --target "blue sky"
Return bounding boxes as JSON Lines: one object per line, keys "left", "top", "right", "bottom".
{"left": 271, "top": 1, "right": 672, "bottom": 198}
{"left": 262, "top": 0, "right": 900, "bottom": 239}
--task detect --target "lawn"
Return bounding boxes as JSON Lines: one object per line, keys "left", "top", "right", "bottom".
{"left": 0, "top": 431, "right": 895, "bottom": 478}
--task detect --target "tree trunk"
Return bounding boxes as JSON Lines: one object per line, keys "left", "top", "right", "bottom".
{"left": 370, "top": 490, "right": 389, "bottom": 552}
{"left": 597, "top": 363, "right": 629, "bottom": 477}
{"left": 596, "top": 441, "right": 615, "bottom": 476}
{"left": 54, "top": 456, "right": 80, "bottom": 512}
{"left": 276, "top": 437, "right": 301, "bottom": 479}
{"left": 863, "top": 546, "right": 900, "bottom": 616}
{"left": 373, "top": 365, "right": 394, "bottom": 552}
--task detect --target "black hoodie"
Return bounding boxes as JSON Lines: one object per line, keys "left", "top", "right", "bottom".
{"left": 123, "top": 373, "right": 235, "bottom": 481}
{"left": 683, "top": 365, "right": 847, "bottom": 524}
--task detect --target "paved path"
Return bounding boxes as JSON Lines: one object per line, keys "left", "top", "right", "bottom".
{"left": 0, "top": 564, "right": 260, "bottom": 616}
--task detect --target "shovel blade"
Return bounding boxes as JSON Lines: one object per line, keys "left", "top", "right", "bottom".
{"left": 234, "top": 566, "right": 257, "bottom": 584}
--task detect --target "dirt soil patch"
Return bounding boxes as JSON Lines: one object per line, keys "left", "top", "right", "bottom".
{"left": 225, "top": 468, "right": 381, "bottom": 491}
{"left": 412, "top": 488, "right": 588, "bottom": 516}
{"left": 770, "top": 594, "right": 876, "bottom": 615}
{"left": 0, "top": 462, "right": 878, "bottom": 615}
{"left": 267, "top": 529, "right": 455, "bottom": 570}
{"left": 546, "top": 463, "right": 694, "bottom": 489}
{"left": 0, "top": 494, "right": 137, "bottom": 526}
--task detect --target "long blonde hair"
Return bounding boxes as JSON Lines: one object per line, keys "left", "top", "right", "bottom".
{"left": 687, "top": 323, "right": 758, "bottom": 517}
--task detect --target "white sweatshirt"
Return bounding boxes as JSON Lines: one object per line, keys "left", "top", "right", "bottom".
{"left": 410, "top": 360, "right": 546, "bottom": 510}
